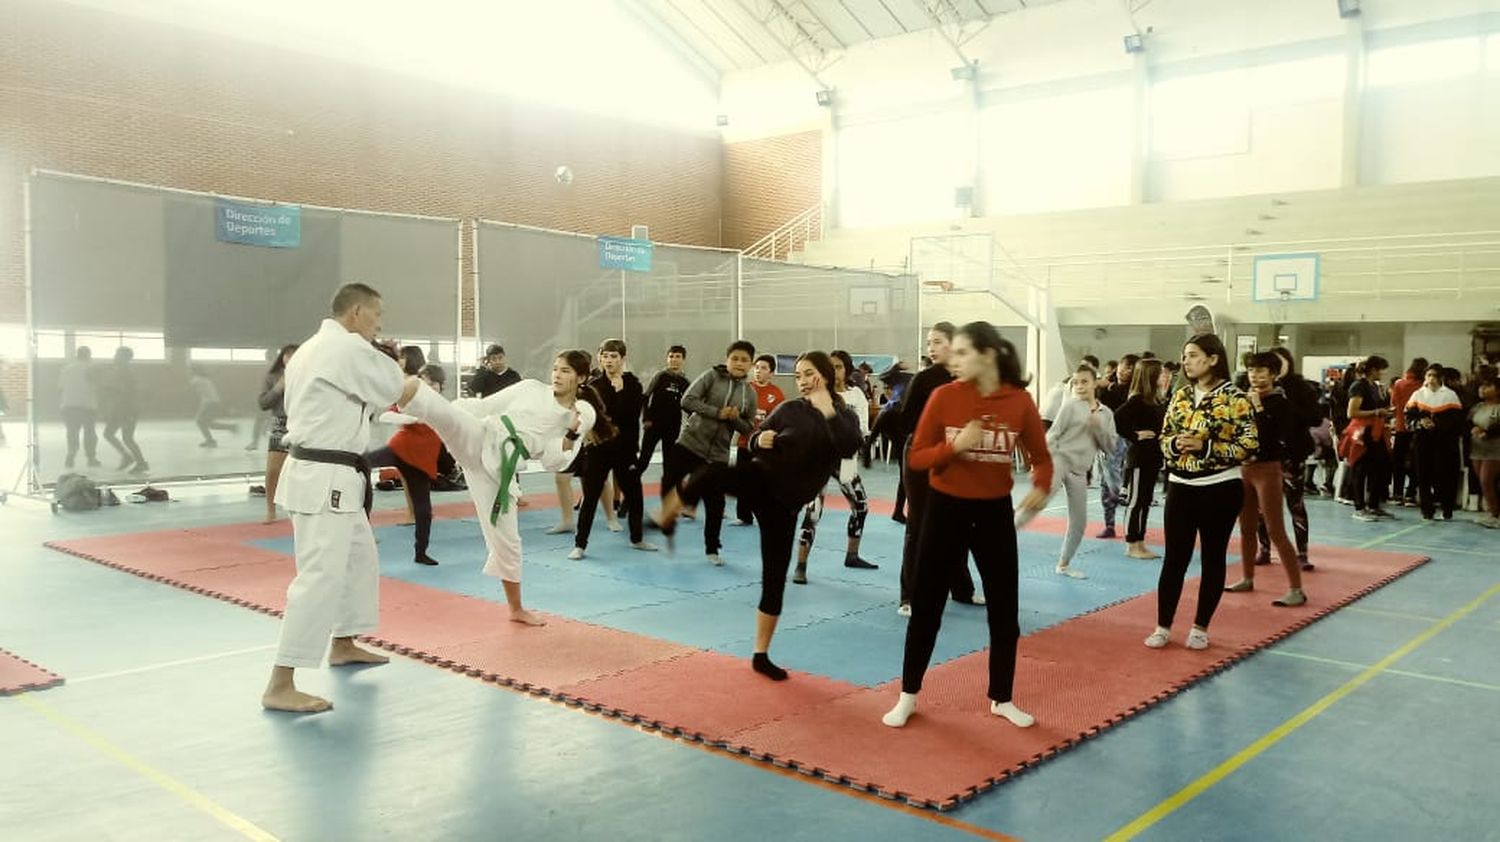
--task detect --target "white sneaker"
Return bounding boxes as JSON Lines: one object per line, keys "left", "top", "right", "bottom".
{"left": 729, "top": 519, "right": 752, "bottom": 527}
{"left": 1055, "top": 564, "right": 1087, "bottom": 580}
{"left": 545, "top": 524, "right": 574, "bottom": 535}
{"left": 1186, "top": 628, "right": 1210, "bottom": 650}
{"left": 606, "top": 520, "right": 623, "bottom": 533}
{"left": 1144, "top": 627, "right": 1170, "bottom": 648}
{"left": 706, "top": 553, "right": 724, "bottom": 566}
{"left": 1479, "top": 515, "right": 1500, "bottom": 529}
{"left": 631, "top": 541, "right": 659, "bottom": 552}
{"left": 567, "top": 547, "right": 585, "bottom": 561}
{"left": 896, "top": 603, "right": 912, "bottom": 617}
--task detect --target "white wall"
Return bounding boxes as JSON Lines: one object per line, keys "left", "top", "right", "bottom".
{"left": 718, "top": 0, "right": 1500, "bottom": 220}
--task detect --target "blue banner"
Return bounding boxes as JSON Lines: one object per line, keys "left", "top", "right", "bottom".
{"left": 597, "top": 236, "right": 653, "bottom": 272}
{"left": 215, "top": 199, "right": 301, "bottom": 248}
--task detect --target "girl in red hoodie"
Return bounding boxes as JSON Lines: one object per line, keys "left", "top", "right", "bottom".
{"left": 883, "top": 322, "right": 1052, "bottom": 730}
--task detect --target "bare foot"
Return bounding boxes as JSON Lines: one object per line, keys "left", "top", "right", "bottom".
{"left": 328, "top": 641, "right": 390, "bottom": 666}
{"left": 509, "top": 608, "right": 547, "bottom": 626}
{"left": 262, "top": 687, "right": 332, "bottom": 713}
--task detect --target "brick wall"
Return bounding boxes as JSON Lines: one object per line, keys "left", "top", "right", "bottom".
{"left": 0, "top": 0, "right": 725, "bottom": 413}
{"left": 722, "top": 131, "right": 823, "bottom": 251}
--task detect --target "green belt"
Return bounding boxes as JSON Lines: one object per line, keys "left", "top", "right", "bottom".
{"left": 490, "top": 415, "right": 530, "bottom": 524}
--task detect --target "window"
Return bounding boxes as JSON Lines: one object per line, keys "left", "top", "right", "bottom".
{"left": 1367, "top": 38, "right": 1482, "bottom": 88}
{"left": 35, "top": 330, "right": 65, "bottom": 360}
{"left": 189, "top": 348, "right": 267, "bottom": 363}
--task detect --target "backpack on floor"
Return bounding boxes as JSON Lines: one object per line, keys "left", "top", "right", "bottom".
{"left": 55, "top": 473, "right": 101, "bottom": 511}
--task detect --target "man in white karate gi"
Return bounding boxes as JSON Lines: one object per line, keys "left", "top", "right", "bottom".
{"left": 262, "top": 282, "right": 406, "bottom": 714}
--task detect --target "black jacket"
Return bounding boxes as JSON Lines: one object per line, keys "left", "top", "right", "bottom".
{"left": 589, "top": 371, "right": 644, "bottom": 453}
{"left": 896, "top": 365, "right": 954, "bottom": 441}
{"left": 1251, "top": 389, "right": 1298, "bottom": 464}
{"left": 749, "top": 397, "right": 862, "bottom": 508}
{"left": 468, "top": 366, "right": 521, "bottom": 398}
{"left": 1113, "top": 395, "right": 1166, "bottom": 470}
{"left": 643, "top": 370, "right": 690, "bottom": 429}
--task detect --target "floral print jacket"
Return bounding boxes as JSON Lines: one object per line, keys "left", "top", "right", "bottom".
{"left": 1160, "top": 380, "right": 1259, "bottom": 477}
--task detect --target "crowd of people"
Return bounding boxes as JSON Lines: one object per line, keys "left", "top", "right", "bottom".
{"left": 134, "top": 282, "right": 1486, "bottom": 724}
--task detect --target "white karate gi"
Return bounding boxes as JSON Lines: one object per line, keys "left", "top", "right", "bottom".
{"left": 404, "top": 379, "right": 595, "bottom": 582}
{"left": 273, "top": 319, "right": 405, "bottom": 669}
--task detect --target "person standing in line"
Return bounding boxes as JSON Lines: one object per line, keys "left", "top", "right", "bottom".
{"left": 638, "top": 344, "right": 690, "bottom": 488}
{"left": 368, "top": 349, "right": 447, "bottom": 565}
{"left": 258, "top": 344, "right": 298, "bottom": 523}
{"left": 1224, "top": 352, "right": 1307, "bottom": 607}
{"left": 262, "top": 283, "right": 407, "bottom": 714}
{"left": 1045, "top": 364, "right": 1118, "bottom": 580}
{"left": 1254, "top": 347, "right": 1321, "bottom": 571}
{"left": 1113, "top": 358, "right": 1166, "bottom": 560}
{"left": 1094, "top": 354, "right": 1136, "bottom": 539}
{"left": 1144, "top": 333, "right": 1257, "bottom": 652}
{"left": 791, "top": 349, "right": 878, "bottom": 585}
{"left": 570, "top": 339, "right": 657, "bottom": 559}
{"left": 189, "top": 364, "right": 238, "bottom": 447}
{"left": 882, "top": 323, "right": 1052, "bottom": 730}
{"left": 467, "top": 343, "right": 521, "bottom": 398}
{"left": 1405, "top": 363, "right": 1465, "bottom": 522}
{"left": 59, "top": 345, "right": 100, "bottom": 469}
{"left": 1469, "top": 372, "right": 1500, "bottom": 527}
{"left": 650, "top": 341, "right": 758, "bottom": 566}
{"left": 731, "top": 353, "right": 785, "bottom": 527}
{"left": 1388, "top": 357, "right": 1427, "bottom": 507}
{"left": 246, "top": 348, "right": 276, "bottom": 451}
{"left": 1346, "top": 355, "right": 1396, "bottom": 522}
{"left": 895, "top": 322, "right": 981, "bottom": 616}
{"left": 739, "top": 351, "right": 863, "bottom": 680}
{"left": 100, "top": 346, "right": 149, "bottom": 475}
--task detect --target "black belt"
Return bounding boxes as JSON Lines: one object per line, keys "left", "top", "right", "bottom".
{"left": 290, "top": 445, "right": 373, "bottom": 516}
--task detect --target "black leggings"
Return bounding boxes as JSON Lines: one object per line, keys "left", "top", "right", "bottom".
{"left": 667, "top": 444, "right": 729, "bottom": 554}
{"left": 902, "top": 491, "right": 1020, "bottom": 703}
{"left": 102, "top": 412, "right": 145, "bottom": 466}
{"left": 1123, "top": 463, "right": 1160, "bottom": 543}
{"left": 577, "top": 445, "right": 644, "bottom": 547}
{"left": 1413, "top": 437, "right": 1461, "bottom": 517}
{"left": 1352, "top": 440, "right": 1391, "bottom": 511}
{"left": 367, "top": 447, "right": 433, "bottom": 557}
{"left": 898, "top": 437, "right": 975, "bottom": 604}
{"left": 1156, "top": 479, "right": 1241, "bottom": 630}
{"left": 637, "top": 423, "right": 678, "bottom": 478}
{"left": 749, "top": 471, "right": 800, "bottom": 616}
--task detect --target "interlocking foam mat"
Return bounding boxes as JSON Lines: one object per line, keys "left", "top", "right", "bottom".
{"left": 46, "top": 506, "right": 1427, "bottom": 809}
{"left": 0, "top": 648, "right": 64, "bottom": 696}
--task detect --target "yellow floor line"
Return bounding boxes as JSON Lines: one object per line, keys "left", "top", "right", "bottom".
{"left": 11, "top": 694, "right": 279, "bottom": 841}
{"left": 1105, "top": 581, "right": 1500, "bottom": 841}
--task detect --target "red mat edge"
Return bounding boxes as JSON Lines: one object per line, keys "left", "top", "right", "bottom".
{"left": 41, "top": 536, "right": 1431, "bottom": 811}
{"left": 0, "top": 647, "right": 66, "bottom": 697}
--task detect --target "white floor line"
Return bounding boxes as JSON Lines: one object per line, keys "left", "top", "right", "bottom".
{"left": 1343, "top": 605, "right": 1442, "bottom": 623}
{"left": 69, "top": 645, "right": 277, "bottom": 684}
{"left": 1267, "top": 649, "right": 1500, "bottom": 692}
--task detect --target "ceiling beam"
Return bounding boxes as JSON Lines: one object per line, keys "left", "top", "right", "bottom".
{"left": 728, "top": 0, "right": 845, "bottom": 86}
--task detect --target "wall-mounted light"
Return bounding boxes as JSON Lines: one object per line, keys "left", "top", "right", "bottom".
{"left": 1337, "top": 0, "right": 1360, "bottom": 19}
{"left": 715, "top": 114, "right": 729, "bottom": 127}
{"left": 815, "top": 89, "right": 835, "bottom": 107}
{"left": 950, "top": 62, "right": 978, "bottom": 81}
{"left": 1123, "top": 33, "right": 1145, "bottom": 54}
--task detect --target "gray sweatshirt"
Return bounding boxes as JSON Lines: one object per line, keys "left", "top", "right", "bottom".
{"left": 677, "top": 365, "right": 757, "bottom": 463}
{"left": 1046, "top": 395, "right": 1119, "bottom": 476}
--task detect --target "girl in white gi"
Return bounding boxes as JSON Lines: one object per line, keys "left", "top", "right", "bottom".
{"left": 1046, "top": 364, "right": 1119, "bottom": 580}
{"left": 398, "top": 349, "right": 608, "bottom": 626}
{"left": 791, "top": 349, "right": 879, "bottom": 585}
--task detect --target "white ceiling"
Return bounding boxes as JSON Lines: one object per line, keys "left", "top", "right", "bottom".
{"left": 634, "top": 0, "right": 1067, "bottom": 74}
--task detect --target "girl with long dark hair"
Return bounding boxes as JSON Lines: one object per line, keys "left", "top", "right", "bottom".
{"left": 1114, "top": 358, "right": 1166, "bottom": 560}
{"left": 883, "top": 322, "right": 1052, "bottom": 729}
{"left": 1145, "top": 334, "right": 1257, "bottom": 651}
{"left": 791, "top": 349, "right": 877, "bottom": 585}
{"left": 397, "top": 349, "right": 613, "bottom": 624}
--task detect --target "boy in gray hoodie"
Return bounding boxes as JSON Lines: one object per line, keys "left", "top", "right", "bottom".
{"left": 654, "top": 340, "right": 758, "bottom": 564}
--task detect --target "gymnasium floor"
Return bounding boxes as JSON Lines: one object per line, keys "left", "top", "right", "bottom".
{"left": 1, "top": 463, "right": 1496, "bottom": 841}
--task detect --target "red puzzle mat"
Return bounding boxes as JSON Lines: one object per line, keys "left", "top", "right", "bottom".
{"left": 46, "top": 517, "right": 1426, "bottom": 809}
{"left": 0, "top": 648, "right": 64, "bottom": 696}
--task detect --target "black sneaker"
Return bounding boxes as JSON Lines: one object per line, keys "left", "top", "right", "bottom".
{"left": 1254, "top": 555, "right": 1272, "bottom": 567}
{"left": 844, "top": 556, "right": 878, "bottom": 570}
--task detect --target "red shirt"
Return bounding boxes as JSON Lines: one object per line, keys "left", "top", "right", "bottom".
{"left": 390, "top": 422, "right": 442, "bottom": 479}
{"left": 908, "top": 380, "right": 1052, "bottom": 499}
{"left": 1389, "top": 374, "right": 1421, "bottom": 433}
{"left": 739, "top": 380, "right": 786, "bottom": 448}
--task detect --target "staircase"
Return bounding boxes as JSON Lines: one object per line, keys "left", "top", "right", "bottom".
{"left": 743, "top": 205, "right": 823, "bottom": 262}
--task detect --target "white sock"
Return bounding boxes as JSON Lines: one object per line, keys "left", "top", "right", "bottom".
{"left": 991, "top": 701, "right": 1035, "bottom": 728}
{"left": 882, "top": 692, "right": 918, "bottom": 728}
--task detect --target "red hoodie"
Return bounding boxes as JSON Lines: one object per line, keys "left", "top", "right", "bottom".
{"left": 1389, "top": 373, "right": 1421, "bottom": 434}
{"left": 909, "top": 380, "right": 1053, "bottom": 499}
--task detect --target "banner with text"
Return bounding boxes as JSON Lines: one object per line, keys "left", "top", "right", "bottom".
{"left": 215, "top": 199, "right": 301, "bottom": 248}
{"left": 597, "top": 236, "right": 653, "bottom": 272}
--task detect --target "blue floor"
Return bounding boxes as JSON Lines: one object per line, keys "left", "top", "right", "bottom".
{"left": 2, "top": 463, "right": 1497, "bottom": 841}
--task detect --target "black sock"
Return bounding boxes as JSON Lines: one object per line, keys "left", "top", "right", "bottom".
{"left": 752, "top": 652, "right": 788, "bottom": 681}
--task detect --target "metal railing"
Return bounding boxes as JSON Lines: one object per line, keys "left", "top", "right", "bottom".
{"left": 743, "top": 204, "right": 824, "bottom": 262}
